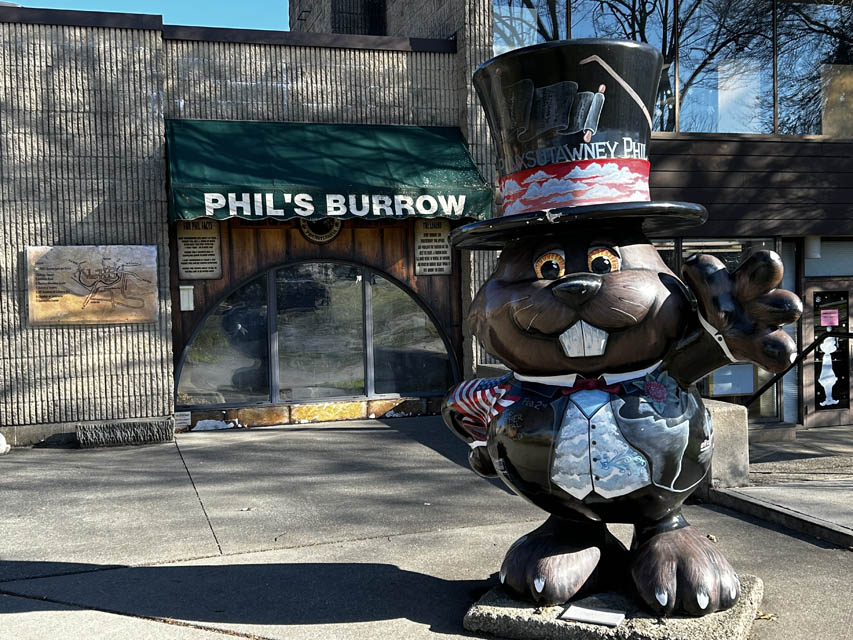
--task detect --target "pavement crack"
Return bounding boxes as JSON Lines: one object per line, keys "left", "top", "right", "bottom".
{"left": 174, "top": 439, "right": 223, "bottom": 555}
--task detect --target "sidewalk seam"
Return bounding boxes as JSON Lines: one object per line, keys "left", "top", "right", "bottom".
{"left": 174, "top": 439, "right": 223, "bottom": 555}
{"left": 0, "top": 590, "right": 278, "bottom": 639}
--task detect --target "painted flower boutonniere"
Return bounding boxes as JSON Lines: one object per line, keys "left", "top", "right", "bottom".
{"left": 632, "top": 371, "right": 680, "bottom": 412}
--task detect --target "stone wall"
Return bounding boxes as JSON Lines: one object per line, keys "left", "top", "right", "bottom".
{"left": 0, "top": 20, "right": 174, "bottom": 444}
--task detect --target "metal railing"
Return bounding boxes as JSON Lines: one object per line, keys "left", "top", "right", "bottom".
{"left": 745, "top": 331, "right": 853, "bottom": 406}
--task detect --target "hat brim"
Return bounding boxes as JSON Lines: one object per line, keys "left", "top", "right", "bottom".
{"left": 451, "top": 201, "right": 707, "bottom": 249}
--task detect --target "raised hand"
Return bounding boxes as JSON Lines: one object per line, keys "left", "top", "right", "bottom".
{"left": 682, "top": 250, "right": 802, "bottom": 373}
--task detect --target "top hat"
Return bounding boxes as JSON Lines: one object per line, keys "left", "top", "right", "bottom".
{"left": 452, "top": 39, "right": 706, "bottom": 249}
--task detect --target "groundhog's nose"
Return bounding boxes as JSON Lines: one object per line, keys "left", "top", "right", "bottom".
{"left": 552, "top": 274, "right": 602, "bottom": 308}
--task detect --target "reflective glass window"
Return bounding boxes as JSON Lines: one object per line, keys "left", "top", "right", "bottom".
{"left": 276, "top": 263, "right": 365, "bottom": 401}
{"left": 682, "top": 239, "right": 778, "bottom": 420}
{"left": 371, "top": 273, "right": 454, "bottom": 394}
{"left": 177, "top": 261, "right": 457, "bottom": 407}
{"left": 176, "top": 276, "right": 270, "bottom": 406}
{"left": 777, "top": 1, "right": 853, "bottom": 136}
{"left": 570, "top": 1, "right": 677, "bottom": 131}
{"left": 678, "top": 0, "right": 774, "bottom": 133}
{"left": 494, "top": 0, "right": 567, "bottom": 54}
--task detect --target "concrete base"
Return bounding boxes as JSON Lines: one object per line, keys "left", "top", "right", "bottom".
{"left": 77, "top": 418, "right": 174, "bottom": 448}
{"left": 463, "top": 575, "right": 763, "bottom": 640}
{"left": 748, "top": 423, "right": 798, "bottom": 443}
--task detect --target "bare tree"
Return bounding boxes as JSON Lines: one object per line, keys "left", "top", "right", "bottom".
{"left": 492, "top": 0, "right": 852, "bottom": 134}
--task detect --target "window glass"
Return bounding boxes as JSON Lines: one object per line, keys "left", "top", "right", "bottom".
{"left": 176, "top": 276, "right": 270, "bottom": 406}
{"left": 494, "top": 0, "right": 566, "bottom": 54}
{"left": 682, "top": 238, "right": 778, "bottom": 420}
{"left": 491, "top": 1, "right": 676, "bottom": 130}
{"left": 176, "top": 261, "right": 457, "bottom": 407}
{"left": 778, "top": 1, "right": 853, "bottom": 136}
{"left": 371, "top": 273, "right": 454, "bottom": 394}
{"left": 276, "top": 263, "right": 365, "bottom": 401}
{"left": 678, "top": 0, "right": 774, "bottom": 133}
{"left": 569, "top": 1, "right": 677, "bottom": 131}
{"left": 781, "top": 240, "right": 800, "bottom": 423}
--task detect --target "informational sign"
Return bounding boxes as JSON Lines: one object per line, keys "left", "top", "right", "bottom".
{"left": 820, "top": 309, "right": 840, "bottom": 327}
{"left": 27, "top": 245, "right": 158, "bottom": 325}
{"left": 814, "top": 291, "right": 849, "bottom": 411}
{"left": 177, "top": 220, "right": 222, "bottom": 280}
{"left": 415, "top": 219, "right": 452, "bottom": 276}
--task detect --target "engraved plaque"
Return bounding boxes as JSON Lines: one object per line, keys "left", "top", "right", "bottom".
{"left": 415, "top": 219, "right": 452, "bottom": 276}
{"left": 177, "top": 220, "right": 222, "bottom": 280}
{"left": 27, "top": 245, "right": 158, "bottom": 325}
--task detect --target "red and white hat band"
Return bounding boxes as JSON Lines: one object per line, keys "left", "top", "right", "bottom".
{"left": 499, "top": 158, "right": 650, "bottom": 216}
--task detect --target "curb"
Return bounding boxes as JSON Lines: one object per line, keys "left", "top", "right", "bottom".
{"left": 709, "top": 488, "right": 853, "bottom": 549}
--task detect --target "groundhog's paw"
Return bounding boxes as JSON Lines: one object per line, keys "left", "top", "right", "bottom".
{"left": 631, "top": 526, "right": 740, "bottom": 616}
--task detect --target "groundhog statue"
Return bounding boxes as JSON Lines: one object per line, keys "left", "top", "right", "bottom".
{"left": 443, "top": 39, "right": 802, "bottom": 617}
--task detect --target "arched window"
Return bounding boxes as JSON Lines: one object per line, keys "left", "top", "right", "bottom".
{"left": 176, "top": 262, "right": 457, "bottom": 407}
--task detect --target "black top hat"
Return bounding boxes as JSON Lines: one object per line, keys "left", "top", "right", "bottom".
{"left": 452, "top": 39, "right": 706, "bottom": 249}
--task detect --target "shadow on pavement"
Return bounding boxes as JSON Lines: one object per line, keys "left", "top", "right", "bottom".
{"left": 0, "top": 560, "right": 497, "bottom": 634}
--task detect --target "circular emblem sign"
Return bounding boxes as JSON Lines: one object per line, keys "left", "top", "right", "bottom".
{"left": 299, "top": 218, "right": 343, "bottom": 244}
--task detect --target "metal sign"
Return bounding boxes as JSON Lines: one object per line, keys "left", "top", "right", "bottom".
{"left": 415, "top": 219, "right": 452, "bottom": 275}
{"left": 27, "top": 245, "right": 158, "bottom": 325}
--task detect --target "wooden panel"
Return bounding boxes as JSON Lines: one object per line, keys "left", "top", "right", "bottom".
{"left": 651, "top": 137, "right": 853, "bottom": 158}
{"left": 645, "top": 135, "right": 853, "bottom": 238}
{"left": 354, "top": 226, "right": 383, "bottom": 266}
{"left": 287, "top": 225, "right": 324, "bottom": 262}
{"left": 381, "top": 226, "right": 409, "bottom": 282}
{"left": 172, "top": 218, "right": 465, "bottom": 375}
{"left": 229, "top": 227, "right": 260, "bottom": 282}
{"left": 650, "top": 154, "right": 853, "bottom": 173}
{"left": 651, "top": 188, "right": 853, "bottom": 205}
{"left": 651, "top": 170, "right": 853, "bottom": 190}
{"left": 257, "top": 227, "right": 288, "bottom": 266}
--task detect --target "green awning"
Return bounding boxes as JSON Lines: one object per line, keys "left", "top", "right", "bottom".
{"left": 166, "top": 120, "right": 492, "bottom": 222}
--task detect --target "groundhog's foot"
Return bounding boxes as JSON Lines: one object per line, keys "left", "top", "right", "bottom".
{"left": 499, "top": 517, "right": 605, "bottom": 605}
{"left": 631, "top": 525, "right": 740, "bottom": 616}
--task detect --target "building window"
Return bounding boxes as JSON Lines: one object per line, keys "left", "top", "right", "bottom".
{"left": 678, "top": 0, "right": 774, "bottom": 133}
{"left": 276, "top": 263, "right": 366, "bottom": 401}
{"left": 176, "top": 261, "right": 455, "bottom": 408}
{"left": 777, "top": 1, "right": 853, "bottom": 136}
{"left": 493, "top": 0, "right": 676, "bottom": 130}
{"left": 492, "top": 0, "right": 853, "bottom": 137}
{"left": 332, "top": 0, "right": 387, "bottom": 35}
{"left": 682, "top": 239, "right": 781, "bottom": 421}
{"left": 176, "top": 277, "right": 271, "bottom": 406}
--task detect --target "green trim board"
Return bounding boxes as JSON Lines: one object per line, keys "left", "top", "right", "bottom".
{"left": 166, "top": 120, "right": 493, "bottom": 222}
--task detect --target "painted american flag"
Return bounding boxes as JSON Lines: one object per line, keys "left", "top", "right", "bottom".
{"left": 448, "top": 375, "right": 520, "bottom": 442}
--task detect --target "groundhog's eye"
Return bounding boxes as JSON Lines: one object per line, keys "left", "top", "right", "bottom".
{"left": 587, "top": 247, "right": 621, "bottom": 274}
{"left": 534, "top": 250, "right": 566, "bottom": 280}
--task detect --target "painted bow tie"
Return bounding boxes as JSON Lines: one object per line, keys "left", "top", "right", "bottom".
{"left": 562, "top": 377, "right": 624, "bottom": 395}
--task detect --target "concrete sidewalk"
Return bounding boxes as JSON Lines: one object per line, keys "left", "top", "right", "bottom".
{"left": 711, "top": 425, "right": 853, "bottom": 548}
{"left": 1, "top": 417, "right": 852, "bottom": 640}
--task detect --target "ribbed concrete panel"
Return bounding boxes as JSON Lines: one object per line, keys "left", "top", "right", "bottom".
{"left": 456, "top": 0, "right": 500, "bottom": 370}
{"left": 290, "top": 0, "right": 332, "bottom": 34}
{"left": 386, "top": 0, "right": 463, "bottom": 38}
{"left": 163, "top": 40, "right": 458, "bottom": 126}
{"left": 0, "top": 22, "right": 173, "bottom": 433}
